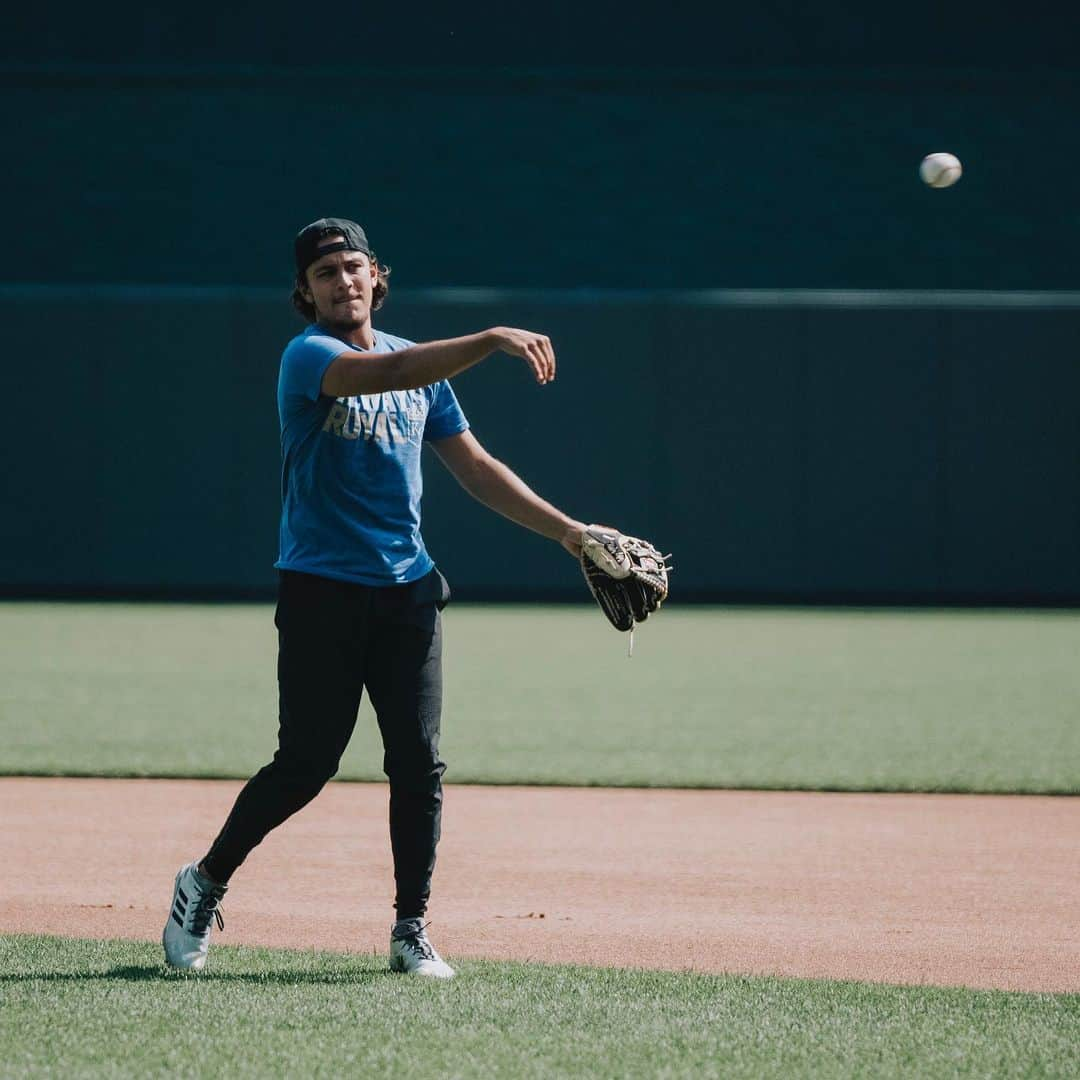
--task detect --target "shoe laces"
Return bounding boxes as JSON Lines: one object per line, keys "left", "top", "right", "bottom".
{"left": 190, "top": 889, "right": 225, "bottom": 935}
{"left": 396, "top": 922, "right": 436, "bottom": 960}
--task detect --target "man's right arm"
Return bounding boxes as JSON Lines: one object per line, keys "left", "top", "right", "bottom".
{"left": 320, "top": 327, "right": 556, "bottom": 397}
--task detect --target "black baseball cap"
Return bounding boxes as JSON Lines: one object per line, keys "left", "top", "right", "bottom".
{"left": 294, "top": 217, "right": 372, "bottom": 275}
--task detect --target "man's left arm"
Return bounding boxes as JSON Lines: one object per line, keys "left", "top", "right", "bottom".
{"left": 430, "top": 431, "right": 586, "bottom": 558}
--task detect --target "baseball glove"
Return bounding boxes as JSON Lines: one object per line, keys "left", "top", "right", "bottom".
{"left": 580, "top": 525, "right": 671, "bottom": 634}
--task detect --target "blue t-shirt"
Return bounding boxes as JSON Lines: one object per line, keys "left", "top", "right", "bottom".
{"left": 275, "top": 325, "right": 469, "bottom": 586}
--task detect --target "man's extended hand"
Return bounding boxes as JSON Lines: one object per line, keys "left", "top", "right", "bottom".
{"left": 488, "top": 327, "right": 556, "bottom": 385}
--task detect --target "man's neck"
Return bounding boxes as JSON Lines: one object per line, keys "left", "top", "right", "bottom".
{"left": 317, "top": 319, "right": 376, "bottom": 350}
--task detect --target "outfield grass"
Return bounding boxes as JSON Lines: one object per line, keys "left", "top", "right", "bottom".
{"left": 1, "top": 936, "right": 1076, "bottom": 1079}
{"left": 1, "top": 603, "right": 1078, "bottom": 792}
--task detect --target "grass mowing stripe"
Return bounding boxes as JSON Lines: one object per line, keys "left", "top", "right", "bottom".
{"left": 2, "top": 603, "right": 1079, "bottom": 792}
{"left": 1, "top": 935, "right": 1077, "bottom": 1079}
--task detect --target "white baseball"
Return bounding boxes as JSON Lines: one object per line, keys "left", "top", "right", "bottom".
{"left": 919, "top": 152, "right": 963, "bottom": 188}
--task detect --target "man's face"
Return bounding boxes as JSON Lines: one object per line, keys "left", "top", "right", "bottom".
{"left": 302, "top": 237, "right": 379, "bottom": 329}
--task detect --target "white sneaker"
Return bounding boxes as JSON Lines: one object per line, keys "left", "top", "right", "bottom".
{"left": 162, "top": 862, "right": 226, "bottom": 970}
{"left": 389, "top": 920, "right": 455, "bottom": 979}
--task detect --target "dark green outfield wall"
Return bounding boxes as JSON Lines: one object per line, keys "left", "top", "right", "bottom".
{"left": 4, "top": 66, "right": 1078, "bottom": 292}
{"left": 4, "top": 10, "right": 1077, "bottom": 599}
{"left": 6, "top": 6, "right": 1069, "bottom": 70}
{"left": 4, "top": 287, "right": 1078, "bottom": 601}
{"left": 6, "top": 7, "right": 1075, "bottom": 293}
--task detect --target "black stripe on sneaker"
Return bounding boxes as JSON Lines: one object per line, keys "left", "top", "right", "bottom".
{"left": 177, "top": 887, "right": 189, "bottom": 904}
{"left": 171, "top": 910, "right": 184, "bottom": 929}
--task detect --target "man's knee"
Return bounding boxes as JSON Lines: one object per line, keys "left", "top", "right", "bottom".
{"left": 384, "top": 750, "right": 445, "bottom": 792}
{"left": 267, "top": 745, "right": 343, "bottom": 790}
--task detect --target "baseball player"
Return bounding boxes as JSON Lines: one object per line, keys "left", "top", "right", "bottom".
{"left": 163, "top": 218, "right": 589, "bottom": 978}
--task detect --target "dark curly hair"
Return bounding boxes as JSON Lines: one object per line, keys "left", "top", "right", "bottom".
{"left": 290, "top": 255, "right": 391, "bottom": 323}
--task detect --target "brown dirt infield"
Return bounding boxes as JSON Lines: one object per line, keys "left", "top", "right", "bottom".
{"left": 2, "top": 777, "right": 1076, "bottom": 992}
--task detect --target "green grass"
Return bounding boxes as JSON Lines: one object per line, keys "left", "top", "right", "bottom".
{"left": 1, "top": 603, "right": 1079, "bottom": 792}
{"left": 2, "top": 936, "right": 1077, "bottom": 1079}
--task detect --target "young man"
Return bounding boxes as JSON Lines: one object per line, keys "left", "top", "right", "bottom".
{"left": 163, "top": 218, "right": 588, "bottom": 978}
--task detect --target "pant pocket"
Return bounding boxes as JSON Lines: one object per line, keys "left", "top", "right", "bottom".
{"left": 434, "top": 569, "right": 451, "bottom": 611}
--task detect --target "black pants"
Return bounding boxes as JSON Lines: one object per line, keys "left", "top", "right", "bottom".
{"left": 202, "top": 567, "right": 450, "bottom": 918}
